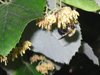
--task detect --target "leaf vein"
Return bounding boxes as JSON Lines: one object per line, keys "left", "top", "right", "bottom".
{"left": 8, "top": 12, "right": 25, "bottom": 18}
{"left": 6, "top": 21, "right": 22, "bottom": 28}
{"left": 10, "top": 3, "right": 30, "bottom": 12}
{"left": 0, "top": 4, "right": 6, "bottom": 11}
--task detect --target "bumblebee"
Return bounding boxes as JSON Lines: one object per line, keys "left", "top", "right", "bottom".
{"left": 58, "top": 24, "right": 76, "bottom": 40}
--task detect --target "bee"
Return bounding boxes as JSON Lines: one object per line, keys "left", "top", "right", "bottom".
{"left": 58, "top": 24, "right": 76, "bottom": 40}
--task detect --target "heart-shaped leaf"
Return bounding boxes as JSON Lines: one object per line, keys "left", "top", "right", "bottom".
{"left": 22, "top": 21, "right": 82, "bottom": 64}
{"left": 0, "top": 0, "right": 46, "bottom": 59}
{"left": 31, "top": 24, "right": 81, "bottom": 64}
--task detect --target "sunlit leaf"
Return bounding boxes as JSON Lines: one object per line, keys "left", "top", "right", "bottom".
{"left": 56, "top": 0, "right": 100, "bottom": 11}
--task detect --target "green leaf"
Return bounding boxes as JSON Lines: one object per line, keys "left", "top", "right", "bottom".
{"left": 13, "top": 62, "right": 43, "bottom": 75}
{"left": 59, "top": 0, "right": 100, "bottom": 11}
{"left": 0, "top": 0, "right": 46, "bottom": 59}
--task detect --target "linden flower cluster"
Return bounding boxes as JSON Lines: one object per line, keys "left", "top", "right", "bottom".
{"left": 57, "top": 7, "right": 79, "bottom": 29}
{"left": 0, "top": 41, "right": 32, "bottom": 65}
{"left": 36, "top": 6, "right": 79, "bottom": 31}
{"left": 36, "top": 14, "right": 56, "bottom": 30}
{"left": 30, "top": 54, "right": 55, "bottom": 75}
{"left": 30, "top": 54, "right": 46, "bottom": 63}
{"left": 36, "top": 60, "right": 55, "bottom": 74}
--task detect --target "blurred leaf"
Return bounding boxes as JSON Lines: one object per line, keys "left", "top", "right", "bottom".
{"left": 13, "top": 62, "right": 43, "bottom": 75}
{"left": 79, "top": 42, "right": 99, "bottom": 65}
{"left": 0, "top": 0, "right": 46, "bottom": 59}
{"left": 56, "top": 0, "right": 100, "bottom": 11}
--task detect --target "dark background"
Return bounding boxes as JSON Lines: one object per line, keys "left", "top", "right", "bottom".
{"left": 53, "top": 8, "right": 100, "bottom": 75}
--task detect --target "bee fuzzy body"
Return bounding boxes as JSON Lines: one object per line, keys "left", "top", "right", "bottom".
{"left": 58, "top": 24, "right": 76, "bottom": 40}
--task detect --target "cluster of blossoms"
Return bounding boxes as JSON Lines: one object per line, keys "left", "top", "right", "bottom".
{"left": 30, "top": 54, "right": 55, "bottom": 75}
{"left": 36, "top": 14, "right": 56, "bottom": 31}
{"left": 30, "top": 54, "right": 46, "bottom": 63}
{"left": 57, "top": 7, "right": 79, "bottom": 29}
{"left": 36, "top": 6, "right": 79, "bottom": 31}
{"left": 0, "top": 41, "right": 32, "bottom": 65}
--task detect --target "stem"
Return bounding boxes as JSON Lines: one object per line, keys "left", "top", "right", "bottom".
{"left": 54, "top": 0, "right": 57, "bottom": 8}
{"left": 60, "top": 0, "right": 62, "bottom": 8}
{"left": 45, "top": 4, "right": 55, "bottom": 16}
{"left": 0, "top": 0, "right": 5, "bottom": 4}
{"left": 45, "top": 4, "right": 48, "bottom": 16}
